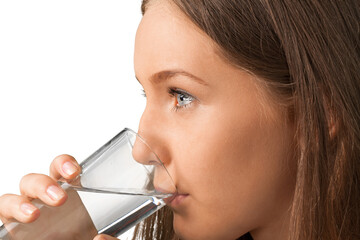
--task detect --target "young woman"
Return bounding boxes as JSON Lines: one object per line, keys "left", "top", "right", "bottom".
{"left": 0, "top": 0, "right": 359, "bottom": 239}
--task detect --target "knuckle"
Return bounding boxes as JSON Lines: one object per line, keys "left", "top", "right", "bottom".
{"left": 0, "top": 194, "right": 17, "bottom": 216}
{"left": 20, "top": 173, "right": 54, "bottom": 194}
{"left": 0, "top": 193, "right": 14, "bottom": 199}
{"left": 20, "top": 173, "right": 34, "bottom": 183}
{"left": 54, "top": 154, "right": 76, "bottom": 164}
{"left": 20, "top": 173, "right": 40, "bottom": 186}
{"left": 0, "top": 194, "right": 16, "bottom": 208}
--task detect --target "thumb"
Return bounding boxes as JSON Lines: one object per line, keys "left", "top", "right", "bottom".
{"left": 93, "top": 234, "right": 119, "bottom": 240}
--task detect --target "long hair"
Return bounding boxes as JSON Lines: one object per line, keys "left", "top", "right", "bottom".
{"left": 135, "top": 1, "right": 360, "bottom": 239}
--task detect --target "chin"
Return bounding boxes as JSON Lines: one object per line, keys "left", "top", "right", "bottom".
{"left": 172, "top": 214, "right": 234, "bottom": 240}
{"left": 173, "top": 214, "right": 250, "bottom": 240}
{"left": 172, "top": 214, "right": 197, "bottom": 240}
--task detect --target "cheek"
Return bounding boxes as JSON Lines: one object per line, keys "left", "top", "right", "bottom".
{"left": 169, "top": 102, "right": 263, "bottom": 184}
{"left": 168, "top": 100, "right": 295, "bottom": 239}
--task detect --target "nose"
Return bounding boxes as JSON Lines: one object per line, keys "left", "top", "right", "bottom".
{"left": 132, "top": 106, "right": 177, "bottom": 194}
{"left": 131, "top": 133, "right": 159, "bottom": 166}
{"left": 131, "top": 133, "right": 177, "bottom": 194}
{"left": 136, "top": 104, "right": 171, "bottom": 165}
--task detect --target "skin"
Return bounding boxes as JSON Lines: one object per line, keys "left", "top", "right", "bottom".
{"left": 0, "top": 1, "right": 297, "bottom": 240}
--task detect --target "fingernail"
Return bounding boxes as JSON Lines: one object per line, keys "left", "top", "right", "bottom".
{"left": 96, "top": 236, "right": 111, "bottom": 240}
{"left": 20, "top": 203, "right": 37, "bottom": 215}
{"left": 62, "top": 161, "right": 78, "bottom": 176}
{"left": 46, "top": 185, "right": 65, "bottom": 201}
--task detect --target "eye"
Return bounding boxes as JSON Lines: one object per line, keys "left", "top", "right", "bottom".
{"left": 176, "top": 92, "right": 193, "bottom": 107}
{"left": 168, "top": 88, "right": 195, "bottom": 110}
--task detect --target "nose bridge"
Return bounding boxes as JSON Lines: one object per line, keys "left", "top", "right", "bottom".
{"left": 138, "top": 104, "right": 161, "bottom": 152}
{"left": 137, "top": 103, "right": 153, "bottom": 141}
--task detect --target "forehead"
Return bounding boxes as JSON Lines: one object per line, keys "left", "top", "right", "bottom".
{"left": 134, "top": 1, "right": 219, "bottom": 81}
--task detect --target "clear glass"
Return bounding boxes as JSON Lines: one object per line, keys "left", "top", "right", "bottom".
{"left": 0, "top": 128, "right": 176, "bottom": 240}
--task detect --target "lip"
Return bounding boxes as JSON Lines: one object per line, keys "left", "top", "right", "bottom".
{"left": 155, "top": 186, "right": 189, "bottom": 207}
{"left": 164, "top": 193, "right": 189, "bottom": 207}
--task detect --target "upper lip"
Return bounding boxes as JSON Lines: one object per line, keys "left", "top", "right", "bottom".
{"left": 155, "top": 186, "right": 188, "bottom": 203}
{"left": 163, "top": 192, "right": 189, "bottom": 205}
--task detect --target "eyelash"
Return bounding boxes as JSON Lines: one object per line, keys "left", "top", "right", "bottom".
{"left": 168, "top": 88, "right": 195, "bottom": 111}
{"left": 141, "top": 88, "right": 195, "bottom": 111}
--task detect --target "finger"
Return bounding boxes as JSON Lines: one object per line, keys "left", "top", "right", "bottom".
{"left": 49, "top": 154, "right": 81, "bottom": 180}
{"left": 0, "top": 194, "right": 40, "bottom": 224}
{"left": 93, "top": 234, "right": 119, "bottom": 240}
{"left": 20, "top": 173, "right": 67, "bottom": 207}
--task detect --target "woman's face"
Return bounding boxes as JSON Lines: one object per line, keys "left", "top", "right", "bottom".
{"left": 134, "top": 2, "right": 296, "bottom": 240}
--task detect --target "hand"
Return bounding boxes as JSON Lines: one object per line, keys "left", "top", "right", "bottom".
{"left": 0, "top": 154, "right": 120, "bottom": 240}
{"left": 0, "top": 154, "right": 81, "bottom": 224}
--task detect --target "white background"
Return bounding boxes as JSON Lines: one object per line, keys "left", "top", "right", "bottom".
{"left": 0, "top": 1, "right": 144, "bottom": 237}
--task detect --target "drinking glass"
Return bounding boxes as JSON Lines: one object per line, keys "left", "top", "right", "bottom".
{"left": 0, "top": 128, "right": 176, "bottom": 240}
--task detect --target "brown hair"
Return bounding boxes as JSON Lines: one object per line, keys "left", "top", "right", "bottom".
{"left": 135, "top": 0, "right": 360, "bottom": 239}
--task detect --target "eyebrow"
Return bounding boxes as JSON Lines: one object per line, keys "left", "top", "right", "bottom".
{"left": 136, "top": 69, "right": 209, "bottom": 86}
